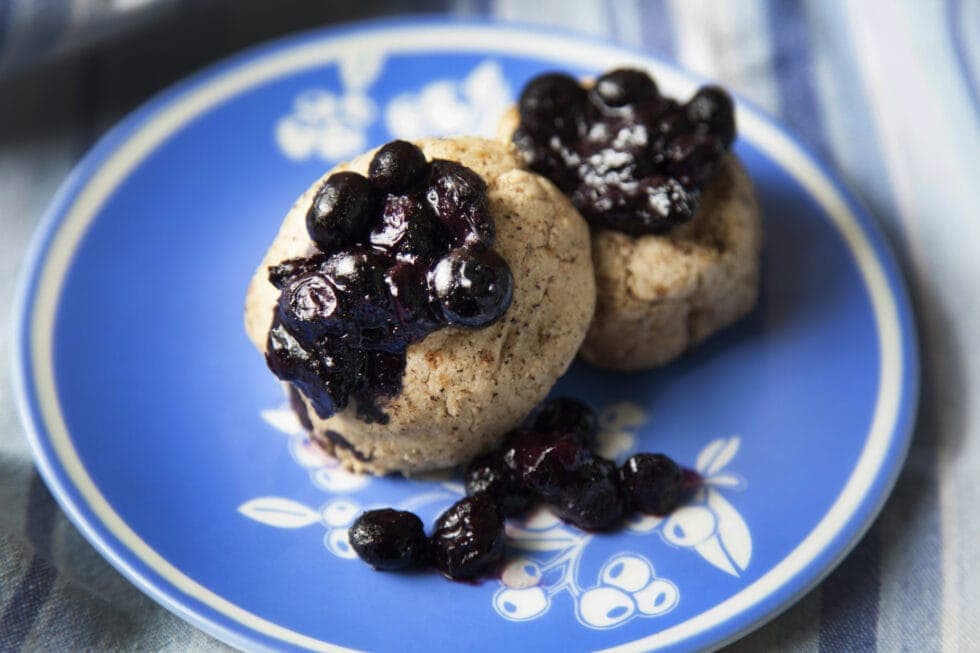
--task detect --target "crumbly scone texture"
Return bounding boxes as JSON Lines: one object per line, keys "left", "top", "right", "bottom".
{"left": 580, "top": 154, "right": 761, "bottom": 371}
{"left": 244, "top": 137, "right": 595, "bottom": 474}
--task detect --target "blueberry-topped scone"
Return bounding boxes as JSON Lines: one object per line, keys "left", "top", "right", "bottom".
{"left": 500, "top": 69, "right": 761, "bottom": 371}
{"left": 245, "top": 137, "right": 594, "bottom": 474}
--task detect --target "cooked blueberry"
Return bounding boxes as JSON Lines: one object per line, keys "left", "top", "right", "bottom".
{"left": 306, "top": 172, "right": 380, "bottom": 251}
{"left": 323, "top": 248, "right": 393, "bottom": 330}
{"left": 268, "top": 255, "right": 326, "bottom": 290}
{"left": 666, "top": 134, "right": 724, "bottom": 187}
{"left": 518, "top": 72, "right": 587, "bottom": 136}
{"left": 634, "top": 176, "right": 696, "bottom": 232}
{"left": 553, "top": 457, "right": 626, "bottom": 531}
{"left": 429, "top": 494, "right": 505, "bottom": 580}
{"left": 531, "top": 397, "right": 598, "bottom": 445}
{"left": 512, "top": 68, "right": 732, "bottom": 236}
{"left": 349, "top": 509, "right": 428, "bottom": 571}
{"left": 426, "top": 159, "right": 494, "bottom": 246}
{"left": 619, "top": 453, "right": 684, "bottom": 515}
{"left": 369, "top": 195, "right": 443, "bottom": 263}
{"left": 592, "top": 68, "right": 658, "bottom": 108}
{"left": 265, "top": 320, "right": 358, "bottom": 419}
{"left": 277, "top": 272, "right": 343, "bottom": 340}
{"left": 465, "top": 451, "right": 534, "bottom": 517}
{"left": 502, "top": 430, "right": 591, "bottom": 500}
{"left": 432, "top": 247, "right": 513, "bottom": 328}
{"left": 368, "top": 140, "right": 429, "bottom": 193}
{"left": 384, "top": 262, "right": 437, "bottom": 335}
{"left": 686, "top": 86, "right": 736, "bottom": 147}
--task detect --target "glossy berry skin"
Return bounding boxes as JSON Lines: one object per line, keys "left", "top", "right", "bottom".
{"left": 465, "top": 451, "right": 534, "bottom": 517}
{"left": 531, "top": 397, "right": 598, "bottom": 445}
{"left": 432, "top": 247, "right": 513, "bottom": 328}
{"left": 349, "top": 509, "right": 428, "bottom": 571}
{"left": 368, "top": 140, "right": 429, "bottom": 193}
{"left": 685, "top": 86, "right": 736, "bottom": 148}
{"left": 592, "top": 68, "right": 659, "bottom": 108}
{"left": 502, "top": 430, "right": 592, "bottom": 500}
{"left": 426, "top": 159, "right": 495, "bottom": 247}
{"left": 619, "top": 453, "right": 684, "bottom": 515}
{"left": 306, "top": 172, "right": 380, "bottom": 252}
{"left": 369, "top": 195, "right": 443, "bottom": 264}
{"left": 429, "top": 494, "right": 505, "bottom": 580}
{"left": 553, "top": 457, "right": 626, "bottom": 531}
{"left": 513, "top": 69, "right": 734, "bottom": 236}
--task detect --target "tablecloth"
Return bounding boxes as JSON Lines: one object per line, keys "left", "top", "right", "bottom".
{"left": 1, "top": 0, "right": 977, "bottom": 650}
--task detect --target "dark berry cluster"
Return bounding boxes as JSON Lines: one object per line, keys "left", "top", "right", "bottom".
{"left": 348, "top": 397, "right": 700, "bottom": 581}
{"left": 512, "top": 68, "right": 736, "bottom": 236}
{"left": 266, "top": 141, "right": 514, "bottom": 424}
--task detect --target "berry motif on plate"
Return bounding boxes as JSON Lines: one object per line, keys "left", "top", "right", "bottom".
{"left": 240, "top": 400, "right": 753, "bottom": 628}
{"left": 275, "top": 51, "right": 384, "bottom": 161}
{"left": 385, "top": 60, "right": 512, "bottom": 139}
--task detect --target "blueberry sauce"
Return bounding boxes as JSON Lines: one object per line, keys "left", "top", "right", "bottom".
{"left": 512, "top": 69, "right": 736, "bottom": 236}
{"left": 266, "top": 140, "right": 513, "bottom": 424}
{"left": 349, "top": 396, "right": 701, "bottom": 581}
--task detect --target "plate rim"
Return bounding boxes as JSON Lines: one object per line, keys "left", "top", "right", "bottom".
{"left": 10, "top": 16, "right": 920, "bottom": 653}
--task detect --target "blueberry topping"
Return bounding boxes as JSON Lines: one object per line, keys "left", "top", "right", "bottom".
{"left": 368, "top": 140, "right": 429, "bottom": 193}
{"left": 306, "top": 172, "right": 380, "bottom": 251}
{"left": 464, "top": 451, "right": 533, "bottom": 517}
{"left": 518, "top": 72, "right": 587, "bottom": 136}
{"left": 429, "top": 494, "right": 505, "bottom": 580}
{"left": 592, "top": 68, "right": 659, "bottom": 108}
{"left": 619, "top": 453, "right": 684, "bottom": 515}
{"left": 513, "top": 69, "right": 735, "bottom": 235}
{"left": 530, "top": 397, "right": 598, "bottom": 445}
{"left": 432, "top": 247, "right": 513, "bottom": 328}
{"left": 349, "top": 509, "right": 428, "bottom": 571}
{"left": 267, "top": 142, "right": 512, "bottom": 423}
{"left": 427, "top": 159, "right": 495, "bottom": 246}
{"left": 685, "top": 85, "right": 736, "bottom": 147}
{"left": 666, "top": 134, "right": 725, "bottom": 188}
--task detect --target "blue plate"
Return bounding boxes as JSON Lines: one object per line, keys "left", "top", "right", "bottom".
{"left": 12, "top": 19, "right": 918, "bottom": 652}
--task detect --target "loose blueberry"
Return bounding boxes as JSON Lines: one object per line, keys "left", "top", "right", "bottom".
{"left": 368, "top": 140, "right": 429, "bottom": 193}
{"left": 465, "top": 451, "right": 534, "bottom": 517}
{"left": 553, "top": 457, "right": 626, "bottom": 531}
{"left": 349, "top": 509, "right": 428, "bottom": 571}
{"left": 306, "top": 172, "right": 380, "bottom": 251}
{"left": 619, "top": 453, "right": 684, "bottom": 515}
{"left": 531, "top": 397, "right": 598, "bottom": 445}
{"left": 592, "top": 68, "right": 659, "bottom": 108}
{"left": 502, "top": 430, "right": 592, "bottom": 500}
{"left": 432, "top": 247, "right": 513, "bottom": 328}
{"left": 686, "top": 86, "right": 736, "bottom": 147}
{"left": 429, "top": 494, "right": 505, "bottom": 580}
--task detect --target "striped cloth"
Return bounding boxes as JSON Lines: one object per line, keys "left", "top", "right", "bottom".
{"left": 1, "top": 0, "right": 977, "bottom": 650}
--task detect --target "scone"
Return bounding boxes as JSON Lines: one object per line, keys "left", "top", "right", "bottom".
{"left": 245, "top": 137, "right": 595, "bottom": 474}
{"left": 500, "top": 69, "right": 762, "bottom": 371}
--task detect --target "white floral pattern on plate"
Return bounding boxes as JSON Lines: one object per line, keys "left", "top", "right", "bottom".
{"left": 274, "top": 51, "right": 384, "bottom": 162}
{"left": 240, "top": 401, "right": 752, "bottom": 629}
{"left": 384, "top": 60, "right": 512, "bottom": 139}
